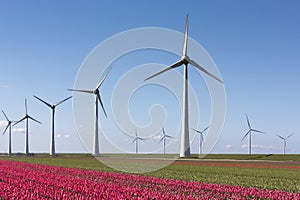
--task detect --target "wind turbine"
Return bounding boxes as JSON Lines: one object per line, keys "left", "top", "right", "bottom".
{"left": 33, "top": 95, "right": 72, "bottom": 156}
{"left": 277, "top": 134, "right": 293, "bottom": 155}
{"left": 158, "top": 127, "right": 173, "bottom": 154}
{"left": 242, "top": 114, "right": 264, "bottom": 155}
{"left": 13, "top": 99, "right": 41, "bottom": 155}
{"left": 191, "top": 126, "right": 209, "bottom": 156}
{"left": 68, "top": 67, "right": 111, "bottom": 156}
{"left": 131, "top": 129, "right": 145, "bottom": 154}
{"left": 2, "top": 110, "right": 15, "bottom": 155}
{"left": 144, "top": 15, "right": 223, "bottom": 158}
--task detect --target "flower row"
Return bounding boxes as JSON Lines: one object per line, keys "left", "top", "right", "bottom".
{"left": 0, "top": 160, "right": 299, "bottom": 199}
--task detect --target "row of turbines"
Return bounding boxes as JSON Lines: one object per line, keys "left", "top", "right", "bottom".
{"left": 0, "top": 15, "right": 294, "bottom": 157}
{"left": 124, "top": 127, "right": 173, "bottom": 155}
{"left": 1, "top": 105, "right": 293, "bottom": 156}
{"left": 119, "top": 126, "right": 206, "bottom": 155}
{"left": 242, "top": 114, "right": 294, "bottom": 155}
{"left": 2, "top": 96, "right": 71, "bottom": 156}
{"left": 65, "top": 15, "right": 223, "bottom": 157}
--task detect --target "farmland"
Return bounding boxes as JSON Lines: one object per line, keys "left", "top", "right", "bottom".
{"left": 0, "top": 154, "right": 299, "bottom": 199}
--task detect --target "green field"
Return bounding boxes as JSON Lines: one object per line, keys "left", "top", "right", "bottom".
{"left": 0, "top": 154, "right": 299, "bottom": 193}
{"left": 202, "top": 154, "right": 300, "bottom": 162}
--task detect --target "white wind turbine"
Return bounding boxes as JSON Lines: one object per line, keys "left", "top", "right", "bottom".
{"left": 158, "top": 127, "right": 173, "bottom": 154}
{"left": 131, "top": 129, "right": 145, "bottom": 154}
{"left": 13, "top": 99, "right": 41, "bottom": 155}
{"left": 242, "top": 114, "right": 264, "bottom": 155}
{"left": 2, "top": 110, "right": 16, "bottom": 155}
{"left": 191, "top": 126, "right": 209, "bottom": 156}
{"left": 33, "top": 95, "right": 72, "bottom": 156}
{"left": 145, "top": 15, "right": 223, "bottom": 157}
{"left": 68, "top": 67, "right": 111, "bottom": 156}
{"left": 277, "top": 134, "right": 293, "bottom": 155}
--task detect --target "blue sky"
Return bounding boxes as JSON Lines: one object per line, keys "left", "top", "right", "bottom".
{"left": 0, "top": 1, "right": 299, "bottom": 155}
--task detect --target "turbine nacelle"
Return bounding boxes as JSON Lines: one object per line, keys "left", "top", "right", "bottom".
{"left": 277, "top": 134, "right": 293, "bottom": 141}
{"left": 2, "top": 110, "right": 14, "bottom": 136}
{"left": 93, "top": 88, "right": 100, "bottom": 95}
{"left": 181, "top": 55, "right": 190, "bottom": 65}
{"left": 132, "top": 137, "right": 144, "bottom": 143}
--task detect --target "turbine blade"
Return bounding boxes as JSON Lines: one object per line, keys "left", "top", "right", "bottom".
{"left": 252, "top": 129, "right": 264, "bottom": 134}
{"left": 2, "top": 110, "right": 9, "bottom": 121}
{"left": 191, "top": 128, "right": 202, "bottom": 134}
{"left": 144, "top": 60, "right": 183, "bottom": 81}
{"left": 96, "top": 67, "right": 112, "bottom": 90}
{"left": 286, "top": 134, "right": 293, "bottom": 140}
{"left": 153, "top": 129, "right": 162, "bottom": 137}
{"left": 96, "top": 92, "right": 107, "bottom": 118}
{"left": 188, "top": 58, "right": 223, "bottom": 83}
{"left": 55, "top": 96, "right": 72, "bottom": 107}
{"left": 202, "top": 126, "right": 209, "bottom": 133}
{"left": 25, "top": 99, "right": 28, "bottom": 115}
{"left": 138, "top": 137, "right": 145, "bottom": 141}
{"left": 131, "top": 138, "right": 137, "bottom": 144}
{"left": 159, "top": 137, "right": 164, "bottom": 143}
{"left": 182, "top": 14, "right": 189, "bottom": 57}
{"left": 13, "top": 116, "right": 26, "bottom": 126}
{"left": 162, "top": 127, "right": 166, "bottom": 136}
{"left": 2, "top": 124, "right": 9, "bottom": 135}
{"left": 246, "top": 114, "right": 251, "bottom": 129}
{"left": 67, "top": 89, "right": 94, "bottom": 94}
{"left": 28, "top": 116, "right": 42, "bottom": 124}
{"left": 165, "top": 135, "right": 173, "bottom": 138}
{"left": 277, "top": 134, "right": 285, "bottom": 140}
{"left": 33, "top": 95, "right": 52, "bottom": 108}
{"left": 241, "top": 130, "right": 251, "bottom": 141}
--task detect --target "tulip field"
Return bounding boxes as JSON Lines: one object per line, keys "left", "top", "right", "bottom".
{"left": 0, "top": 155, "right": 299, "bottom": 199}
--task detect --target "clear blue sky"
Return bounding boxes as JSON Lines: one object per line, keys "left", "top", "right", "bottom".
{"left": 0, "top": 1, "right": 299, "bottom": 154}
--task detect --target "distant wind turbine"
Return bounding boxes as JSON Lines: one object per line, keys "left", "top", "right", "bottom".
{"left": 144, "top": 15, "right": 223, "bottom": 158}
{"left": 242, "top": 114, "right": 264, "bottom": 155}
{"left": 13, "top": 99, "right": 41, "bottom": 155}
{"left": 191, "top": 126, "right": 209, "bottom": 156}
{"left": 68, "top": 67, "right": 111, "bottom": 156}
{"left": 277, "top": 134, "right": 293, "bottom": 155}
{"left": 158, "top": 127, "right": 173, "bottom": 154}
{"left": 2, "top": 110, "right": 16, "bottom": 155}
{"left": 131, "top": 129, "right": 145, "bottom": 154}
{"left": 33, "top": 95, "right": 72, "bottom": 156}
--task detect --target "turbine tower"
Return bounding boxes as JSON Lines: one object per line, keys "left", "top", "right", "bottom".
{"left": 131, "top": 129, "right": 144, "bottom": 154}
{"left": 33, "top": 95, "right": 72, "bottom": 156}
{"left": 13, "top": 99, "right": 41, "bottom": 155}
{"left": 277, "top": 134, "right": 293, "bottom": 155}
{"left": 68, "top": 67, "right": 111, "bottom": 156}
{"left": 145, "top": 15, "right": 223, "bottom": 157}
{"left": 242, "top": 114, "right": 264, "bottom": 155}
{"left": 159, "top": 127, "right": 173, "bottom": 154}
{"left": 191, "top": 126, "right": 208, "bottom": 156}
{"left": 2, "top": 110, "right": 15, "bottom": 155}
